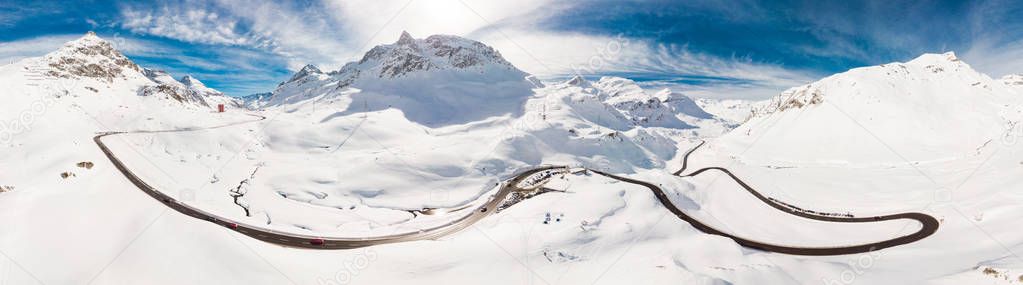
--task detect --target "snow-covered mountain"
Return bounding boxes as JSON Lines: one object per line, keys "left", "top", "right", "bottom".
{"left": 42, "top": 32, "right": 143, "bottom": 81}
{"left": 32, "top": 32, "right": 236, "bottom": 109}
{"left": 255, "top": 31, "right": 533, "bottom": 126}
{"left": 179, "top": 75, "right": 221, "bottom": 95}
{"left": 696, "top": 98, "right": 769, "bottom": 124}
{"left": 1002, "top": 74, "right": 1023, "bottom": 87}
{"left": 8, "top": 32, "right": 1023, "bottom": 285}
{"left": 140, "top": 68, "right": 238, "bottom": 108}
{"left": 346, "top": 31, "right": 520, "bottom": 78}
{"left": 717, "top": 52, "right": 1023, "bottom": 164}
{"left": 552, "top": 76, "right": 732, "bottom": 136}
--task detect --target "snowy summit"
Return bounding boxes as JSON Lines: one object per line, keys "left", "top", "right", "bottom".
{"left": 257, "top": 31, "right": 534, "bottom": 126}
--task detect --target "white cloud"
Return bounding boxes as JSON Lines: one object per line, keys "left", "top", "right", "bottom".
{"left": 960, "top": 0, "right": 1023, "bottom": 77}
{"left": 116, "top": 0, "right": 556, "bottom": 71}
{"left": 962, "top": 39, "right": 1023, "bottom": 78}
{"left": 0, "top": 34, "right": 79, "bottom": 64}
{"left": 478, "top": 30, "right": 817, "bottom": 100}
{"left": 120, "top": 5, "right": 256, "bottom": 46}
{"left": 112, "top": 0, "right": 818, "bottom": 99}
{"left": 321, "top": 0, "right": 553, "bottom": 47}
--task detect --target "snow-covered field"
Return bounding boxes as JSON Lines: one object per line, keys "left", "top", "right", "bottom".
{"left": 3, "top": 33, "right": 1023, "bottom": 285}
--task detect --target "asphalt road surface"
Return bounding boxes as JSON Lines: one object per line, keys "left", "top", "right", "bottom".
{"left": 95, "top": 116, "right": 565, "bottom": 248}
{"left": 96, "top": 118, "right": 937, "bottom": 254}
{"left": 657, "top": 141, "right": 940, "bottom": 255}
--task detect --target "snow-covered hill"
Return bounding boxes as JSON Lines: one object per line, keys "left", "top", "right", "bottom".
{"left": 551, "top": 76, "right": 733, "bottom": 136}
{"left": 141, "top": 69, "right": 239, "bottom": 108}
{"left": 102, "top": 33, "right": 736, "bottom": 239}
{"left": 11, "top": 31, "right": 1023, "bottom": 285}
{"left": 0, "top": 32, "right": 259, "bottom": 283}
{"left": 255, "top": 31, "right": 534, "bottom": 126}
{"left": 717, "top": 52, "right": 1023, "bottom": 165}
{"left": 0, "top": 31, "right": 250, "bottom": 193}
{"left": 696, "top": 98, "right": 769, "bottom": 124}
{"left": 1002, "top": 74, "right": 1023, "bottom": 87}
{"left": 35, "top": 32, "right": 237, "bottom": 109}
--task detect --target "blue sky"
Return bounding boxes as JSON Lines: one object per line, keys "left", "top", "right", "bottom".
{"left": 1, "top": 0, "right": 1022, "bottom": 99}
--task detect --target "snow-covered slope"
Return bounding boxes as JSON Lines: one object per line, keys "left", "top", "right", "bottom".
{"left": 36, "top": 32, "right": 236, "bottom": 109}
{"left": 256, "top": 31, "right": 534, "bottom": 126}
{"left": 102, "top": 35, "right": 737, "bottom": 239}
{"left": 0, "top": 32, "right": 260, "bottom": 283}
{"left": 179, "top": 75, "right": 221, "bottom": 95}
{"left": 6, "top": 32, "right": 1023, "bottom": 285}
{"left": 140, "top": 69, "right": 239, "bottom": 108}
{"left": 553, "top": 76, "right": 733, "bottom": 136}
{"left": 1001, "top": 74, "right": 1023, "bottom": 87}
{"left": 41, "top": 31, "right": 144, "bottom": 81}
{"left": 717, "top": 52, "right": 1023, "bottom": 165}
{"left": 696, "top": 98, "right": 769, "bottom": 124}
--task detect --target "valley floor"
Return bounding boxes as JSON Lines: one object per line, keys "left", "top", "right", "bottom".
{"left": 3, "top": 107, "right": 1021, "bottom": 284}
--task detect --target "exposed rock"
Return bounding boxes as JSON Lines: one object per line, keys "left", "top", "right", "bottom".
{"left": 76, "top": 161, "right": 94, "bottom": 169}
{"left": 43, "top": 32, "right": 140, "bottom": 81}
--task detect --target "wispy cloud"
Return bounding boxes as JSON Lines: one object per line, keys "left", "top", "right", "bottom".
{"left": 477, "top": 30, "right": 816, "bottom": 100}
{"left": 118, "top": 0, "right": 352, "bottom": 71}
{"left": 961, "top": 0, "right": 1023, "bottom": 77}
{"left": 120, "top": 6, "right": 257, "bottom": 46}
{"left": 117, "top": 0, "right": 557, "bottom": 72}
{"left": 109, "top": 0, "right": 821, "bottom": 99}
{"left": 0, "top": 1, "right": 61, "bottom": 28}
{"left": 14, "top": 0, "right": 1016, "bottom": 99}
{"left": 0, "top": 34, "right": 78, "bottom": 64}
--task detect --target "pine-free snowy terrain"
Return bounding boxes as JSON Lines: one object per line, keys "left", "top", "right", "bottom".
{"left": 1, "top": 32, "right": 1022, "bottom": 285}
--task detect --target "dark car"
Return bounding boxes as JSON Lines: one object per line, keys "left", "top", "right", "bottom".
{"left": 310, "top": 238, "right": 325, "bottom": 246}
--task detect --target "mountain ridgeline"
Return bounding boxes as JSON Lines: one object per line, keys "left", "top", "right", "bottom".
{"left": 252, "top": 31, "right": 535, "bottom": 126}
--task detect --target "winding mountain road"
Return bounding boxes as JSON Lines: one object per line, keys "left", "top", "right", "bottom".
{"left": 661, "top": 141, "right": 939, "bottom": 255}
{"left": 96, "top": 117, "right": 937, "bottom": 254}
{"left": 95, "top": 115, "right": 566, "bottom": 248}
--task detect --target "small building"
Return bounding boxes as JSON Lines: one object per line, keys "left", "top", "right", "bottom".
{"left": 217, "top": 104, "right": 225, "bottom": 113}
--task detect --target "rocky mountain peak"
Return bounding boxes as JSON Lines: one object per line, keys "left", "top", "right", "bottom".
{"left": 43, "top": 31, "right": 141, "bottom": 81}
{"left": 396, "top": 31, "right": 416, "bottom": 46}
{"left": 1001, "top": 74, "right": 1023, "bottom": 86}
{"left": 905, "top": 51, "right": 967, "bottom": 74}
{"left": 564, "top": 75, "right": 589, "bottom": 86}
{"left": 179, "top": 75, "right": 204, "bottom": 88}
{"left": 350, "top": 32, "right": 521, "bottom": 79}
{"left": 299, "top": 64, "right": 322, "bottom": 74}
{"left": 179, "top": 75, "right": 222, "bottom": 95}
{"left": 285, "top": 64, "right": 324, "bottom": 84}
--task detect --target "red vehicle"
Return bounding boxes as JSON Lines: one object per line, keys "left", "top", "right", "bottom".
{"left": 310, "top": 238, "right": 325, "bottom": 246}
{"left": 228, "top": 223, "right": 239, "bottom": 229}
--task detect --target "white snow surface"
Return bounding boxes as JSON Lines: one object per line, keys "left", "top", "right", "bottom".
{"left": 718, "top": 52, "right": 1023, "bottom": 165}
{"left": 696, "top": 98, "right": 769, "bottom": 124}
{"left": 256, "top": 32, "right": 535, "bottom": 127}
{"left": 1001, "top": 74, "right": 1023, "bottom": 87}
{"left": 2, "top": 34, "right": 1023, "bottom": 285}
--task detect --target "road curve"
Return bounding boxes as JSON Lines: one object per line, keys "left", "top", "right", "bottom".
{"left": 94, "top": 116, "right": 566, "bottom": 248}
{"left": 96, "top": 117, "right": 937, "bottom": 254}
{"left": 653, "top": 141, "right": 939, "bottom": 255}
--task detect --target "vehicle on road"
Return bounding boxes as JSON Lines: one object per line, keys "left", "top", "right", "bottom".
{"left": 228, "top": 223, "right": 238, "bottom": 229}
{"left": 310, "top": 238, "right": 325, "bottom": 246}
